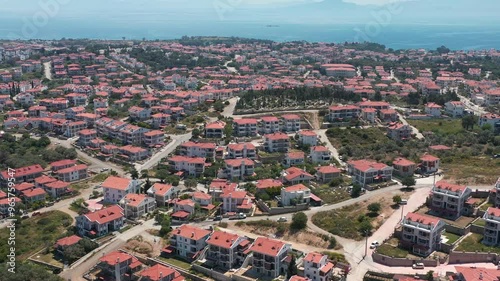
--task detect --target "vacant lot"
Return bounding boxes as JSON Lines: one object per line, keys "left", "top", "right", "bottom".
{"left": 455, "top": 233, "right": 500, "bottom": 254}
{"left": 312, "top": 191, "right": 406, "bottom": 241}
{"left": 408, "top": 119, "right": 464, "bottom": 136}
{"left": 442, "top": 156, "right": 500, "bottom": 185}
{"left": 312, "top": 185, "right": 351, "bottom": 204}
{"left": 415, "top": 206, "right": 475, "bottom": 228}
{"left": 0, "top": 211, "right": 72, "bottom": 262}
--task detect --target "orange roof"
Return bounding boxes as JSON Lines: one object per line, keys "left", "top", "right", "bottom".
{"left": 284, "top": 184, "right": 309, "bottom": 192}
{"left": 304, "top": 252, "right": 325, "bottom": 263}
{"left": 99, "top": 251, "right": 137, "bottom": 266}
{"left": 175, "top": 199, "right": 195, "bottom": 207}
{"left": 227, "top": 142, "right": 255, "bottom": 151}
{"left": 15, "top": 182, "right": 35, "bottom": 192}
{"left": 250, "top": 237, "right": 287, "bottom": 257}
{"left": 57, "top": 164, "right": 88, "bottom": 174}
{"left": 50, "top": 159, "right": 77, "bottom": 167}
{"left": 264, "top": 132, "right": 289, "bottom": 141}
{"left": 84, "top": 205, "right": 124, "bottom": 224}
{"left": 320, "top": 262, "right": 335, "bottom": 273}
{"left": 393, "top": 157, "right": 416, "bottom": 167}
{"left": 289, "top": 276, "right": 308, "bottom": 281}
{"left": 486, "top": 207, "right": 500, "bottom": 217}
{"left": 225, "top": 158, "right": 254, "bottom": 167}
{"left": 192, "top": 191, "right": 211, "bottom": 200}
{"left": 101, "top": 176, "right": 131, "bottom": 191}
{"left": 173, "top": 224, "right": 211, "bottom": 240}
{"left": 348, "top": 159, "right": 389, "bottom": 172}
{"left": 206, "top": 230, "right": 241, "bottom": 249}
{"left": 287, "top": 151, "right": 305, "bottom": 159}
{"left": 209, "top": 179, "right": 238, "bottom": 191}
{"left": 122, "top": 193, "right": 148, "bottom": 207}
{"left": 256, "top": 179, "right": 283, "bottom": 189}
{"left": 221, "top": 190, "right": 247, "bottom": 199}
{"left": 299, "top": 130, "right": 317, "bottom": 137}
{"left": 169, "top": 156, "right": 205, "bottom": 164}
{"left": 284, "top": 167, "right": 313, "bottom": 181}
{"left": 1, "top": 164, "right": 43, "bottom": 179}
{"left": 234, "top": 118, "right": 258, "bottom": 125}
{"left": 55, "top": 235, "right": 81, "bottom": 247}
{"left": 139, "top": 264, "right": 182, "bottom": 281}
{"left": 455, "top": 266, "right": 500, "bottom": 281}
{"left": 152, "top": 183, "right": 174, "bottom": 196}
{"left": 420, "top": 154, "right": 439, "bottom": 162}
{"left": 316, "top": 165, "right": 341, "bottom": 174}
{"left": 22, "top": 187, "right": 47, "bottom": 198}
{"left": 311, "top": 146, "right": 329, "bottom": 152}
{"left": 405, "top": 212, "right": 441, "bottom": 226}
{"left": 435, "top": 180, "right": 467, "bottom": 193}
{"left": 45, "top": 180, "right": 70, "bottom": 189}
{"left": 205, "top": 120, "right": 226, "bottom": 129}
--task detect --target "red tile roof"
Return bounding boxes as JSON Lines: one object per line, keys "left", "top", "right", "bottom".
{"left": 455, "top": 266, "right": 500, "bottom": 281}
{"left": 45, "top": 180, "right": 70, "bottom": 189}
{"left": 221, "top": 190, "right": 247, "bottom": 199}
{"left": 55, "top": 235, "right": 81, "bottom": 247}
{"left": 225, "top": 158, "right": 254, "bottom": 167}
{"left": 348, "top": 159, "right": 389, "bottom": 172}
{"left": 1, "top": 164, "right": 43, "bottom": 179}
{"left": 83, "top": 205, "right": 124, "bottom": 224}
{"left": 57, "top": 164, "right": 88, "bottom": 174}
{"left": 256, "top": 179, "right": 283, "bottom": 190}
{"left": 393, "top": 157, "right": 416, "bottom": 167}
{"left": 139, "top": 264, "right": 183, "bottom": 281}
{"left": 264, "top": 132, "right": 289, "bottom": 141}
{"left": 284, "top": 184, "right": 309, "bottom": 192}
{"left": 316, "top": 166, "right": 341, "bottom": 174}
{"left": 22, "top": 187, "right": 47, "bottom": 198}
{"left": 50, "top": 159, "right": 77, "bottom": 168}
{"left": 435, "top": 180, "right": 467, "bottom": 193}
{"left": 486, "top": 207, "right": 500, "bottom": 217}
{"left": 192, "top": 192, "right": 211, "bottom": 201}
{"left": 101, "top": 176, "right": 131, "bottom": 191}
{"left": 173, "top": 225, "right": 211, "bottom": 240}
{"left": 206, "top": 231, "right": 241, "bottom": 249}
{"left": 122, "top": 193, "right": 148, "bottom": 207}
{"left": 99, "top": 251, "right": 137, "bottom": 266}
{"left": 405, "top": 212, "right": 441, "bottom": 226}
{"left": 304, "top": 252, "right": 325, "bottom": 263}
{"left": 152, "top": 183, "right": 174, "bottom": 196}
{"left": 420, "top": 154, "right": 440, "bottom": 162}
{"left": 250, "top": 237, "right": 287, "bottom": 257}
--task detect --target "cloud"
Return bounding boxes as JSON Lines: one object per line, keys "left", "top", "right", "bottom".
{"left": 342, "top": 0, "right": 414, "bottom": 6}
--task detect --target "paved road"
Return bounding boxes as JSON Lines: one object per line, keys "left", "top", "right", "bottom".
{"left": 43, "top": 61, "right": 52, "bottom": 80}
{"left": 397, "top": 112, "right": 425, "bottom": 140}
{"left": 222, "top": 97, "right": 239, "bottom": 118}
{"left": 135, "top": 133, "right": 192, "bottom": 171}
{"left": 315, "top": 129, "right": 345, "bottom": 166}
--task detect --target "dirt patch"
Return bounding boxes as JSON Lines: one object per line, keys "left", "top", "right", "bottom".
{"left": 124, "top": 235, "right": 163, "bottom": 257}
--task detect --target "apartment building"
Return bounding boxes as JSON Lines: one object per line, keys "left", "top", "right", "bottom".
{"left": 281, "top": 167, "right": 314, "bottom": 185}
{"left": 392, "top": 157, "right": 416, "bottom": 177}
{"left": 138, "top": 264, "right": 184, "bottom": 281}
{"left": 298, "top": 130, "right": 319, "bottom": 147}
{"left": 101, "top": 176, "right": 141, "bottom": 204}
{"left": 169, "top": 225, "right": 211, "bottom": 260}
{"left": 0, "top": 164, "right": 44, "bottom": 186}
{"left": 168, "top": 156, "right": 205, "bottom": 177}
{"left": 387, "top": 123, "right": 413, "bottom": 140}
{"left": 50, "top": 159, "right": 77, "bottom": 172}
{"left": 478, "top": 113, "right": 500, "bottom": 133}
{"left": 76, "top": 205, "right": 125, "bottom": 237}
{"left": 303, "top": 252, "right": 335, "bottom": 281}
{"left": 327, "top": 105, "right": 360, "bottom": 122}
{"left": 483, "top": 207, "right": 500, "bottom": 246}
{"left": 250, "top": 237, "right": 292, "bottom": 278}
{"left": 205, "top": 121, "right": 226, "bottom": 138}
{"left": 119, "top": 193, "right": 156, "bottom": 219}
{"left": 280, "top": 184, "right": 310, "bottom": 206}
{"left": 310, "top": 146, "right": 331, "bottom": 164}
{"left": 259, "top": 116, "right": 280, "bottom": 134}
{"left": 56, "top": 164, "right": 88, "bottom": 182}
{"left": 400, "top": 212, "right": 445, "bottom": 256}
{"left": 444, "top": 101, "right": 465, "bottom": 118}
{"left": 424, "top": 102, "right": 442, "bottom": 117}
{"left": 143, "top": 130, "right": 165, "bottom": 147}
{"left": 205, "top": 231, "right": 251, "bottom": 270}
{"left": 281, "top": 114, "right": 301, "bottom": 132}
{"left": 147, "top": 183, "right": 178, "bottom": 207}
{"left": 420, "top": 154, "right": 440, "bottom": 174}
{"left": 283, "top": 151, "right": 305, "bottom": 167}
{"left": 430, "top": 180, "right": 472, "bottom": 219}
{"left": 315, "top": 166, "right": 341, "bottom": 183}
{"left": 347, "top": 159, "right": 393, "bottom": 187}
{"left": 78, "top": 129, "right": 97, "bottom": 146}
{"left": 227, "top": 143, "right": 257, "bottom": 159}
{"left": 179, "top": 141, "right": 217, "bottom": 160}
{"left": 223, "top": 158, "right": 255, "bottom": 180}
{"left": 233, "top": 118, "right": 258, "bottom": 137}
{"left": 264, "top": 132, "right": 290, "bottom": 153}
{"left": 97, "top": 251, "right": 143, "bottom": 281}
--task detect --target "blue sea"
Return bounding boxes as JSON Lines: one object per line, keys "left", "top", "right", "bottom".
{"left": 1, "top": 18, "right": 500, "bottom": 51}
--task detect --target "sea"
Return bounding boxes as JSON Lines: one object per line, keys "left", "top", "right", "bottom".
{"left": 1, "top": 18, "right": 500, "bottom": 51}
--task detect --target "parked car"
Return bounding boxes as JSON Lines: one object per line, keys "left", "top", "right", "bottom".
{"left": 370, "top": 241, "right": 380, "bottom": 249}
{"left": 32, "top": 211, "right": 41, "bottom": 216}
{"left": 213, "top": 215, "right": 222, "bottom": 221}
{"left": 399, "top": 199, "right": 408, "bottom": 205}
{"left": 412, "top": 263, "right": 425, "bottom": 269}
{"left": 277, "top": 217, "right": 287, "bottom": 222}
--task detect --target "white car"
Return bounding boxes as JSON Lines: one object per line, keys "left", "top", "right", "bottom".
{"left": 370, "top": 241, "right": 380, "bottom": 249}
{"left": 277, "top": 217, "right": 287, "bottom": 222}
{"left": 412, "top": 263, "right": 425, "bottom": 269}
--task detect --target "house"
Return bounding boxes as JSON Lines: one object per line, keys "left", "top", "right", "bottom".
{"left": 0, "top": 164, "right": 44, "bottom": 186}
{"left": 138, "top": 264, "right": 185, "bottom": 281}
{"left": 264, "top": 132, "right": 290, "bottom": 153}
{"left": 283, "top": 151, "right": 305, "bottom": 167}
{"left": 22, "top": 187, "right": 47, "bottom": 205}
{"left": 119, "top": 145, "right": 149, "bottom": 162}
{"left": 56, "top": 164, "right": 88, "bottom": 182}
{"left": 173, "top": 199, "right": 196, "bottom": 218}
{"left": 205, "top": 121, "right": 226, "bottom": 138}
{"left": 227, "top": 143, "right": 257, "bottom": 159}
{"left": 168, "top": 225, "right": 211, "bottom": 260}
{"left": 444, "top": 101, "right": 465, "bottom": 118}
{"left": 483, "top": 207, "right": 500, "bottom": 246}
{"left": 50, "top": 159, "right": 77, "bottom": 172}
{"left": 223, "top": 158, "right": 254, "bottom": 180}
{"left": 205, "top": 231, "right": 251, "bottom": 270}
{"left": 168, "top": 156, "right": 205, "bottom": 177}
{"left": 78, "top": 129, "right": 97, "bottom": 146}
{"left": 361, "top": 108, "right": 377, "bottom": 123}
{"left": 143, "top": 130, "right": 165, "bottom": 147}
{"left": 430, "top": 180, "right": 472, "bottom": 219}
{"left": 392, "top": 157, "right": 416, "bottom": 177}
{"left": 97, "top": 251, "right": 143, "bottom": 281}
{"left": 298, "top": 130, "right": 318, "bottom": 147}
{"left": 453, "top": 266, "right": 500, "bottom": 281}
{"left": 420, "top": 154, "right": 440, "bottom": 174}
{"left": 281, "top": 114, "right": 301, "bottom": 132}
{"left": 119, "top": 193, "right": 156, "bottom": 219}
{"left": 281, "top": 167, "right": 314, "bottom": 185}
{"left": 256, "top": 179, "right": 283, "bottom": 193}
{"left": 54, "top": 235, "right": 82, "bottom": 254}
{"left": 233, "top": 118, "right": 258, "bottom": 137}
{"left": 259, "top": 116, "right": 280, "bottom": 134}
{"left": 379, "top": 108, "right": 399, "bottom": 123}
{"left": 147, "top": 183, "right": 178, "bottom": 207}
{"left": 179, "top": 141, "right": 217, "bottom": 160}
{"left": 151, "top": 113, "right": 171, "bottom": 128}
{"left": 303, "top": 252, "right": 335, "bottom": 281}
{"left": 101, "top": 176, "right": 141, "bottom": 204}
{"left": 250, "top": 237, "right": 292, "bottom": 278}
{"left": 387, "top": 123, "right": 413, "bottom": 140}
{"left": 44, "top": 180, "right": 70, "bottom": 198}
{"left": 315, "top": 166, "right": 341, "bottom": 183}
{"left": 192, "top": 192, "right": 214, "bottom": 211}
{"left": 208, "top": 179, "right": 238, "bottom": 201}
{"left": 128, "top": 106, "right": 151, "bottom": 121}
{"left": 221, "top": 190, "right": 253, "bottom": 214}
{"left": 347, "top": 159, "right": 393, "bottom": 187}
{"left": 280, "top": 184, "right": 310, "bottom": 206}
{"left": 478, "top": 113, "right": 500, "bottom": 133}
{"left": 424, "top": 103, "right": 442, "bottom": 117}
{"left": 289, "top": 276, "right": 308, "bottom": 281}
{"left": 327, "top": 105, "right": 360, "bottom": 122}
{"left": 400, "top": 212, "right": 445, "bottom": 256}
{"left": 34, "top": 175, "right": 58, "bottom": 189}
{"left": 309, "top": 146, "right": 331, "bottom": 164}
{"left": 0, "top": 197, "right": 21, "bottom": 216}
{"left": 13, "top": 182, "right": 35, "bottom": 195}
{"left": 76, "top": 205, "right": 125, "bottom": 237}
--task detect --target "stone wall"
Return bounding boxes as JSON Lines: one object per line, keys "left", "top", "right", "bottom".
{"left": 372, "top": 252, "right": 439, "bottom": 267}
{"left": 448, "top": 251, "right": 498, "bottom": 264}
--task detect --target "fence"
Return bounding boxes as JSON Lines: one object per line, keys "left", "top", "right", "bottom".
{"left": 372, "top": 252, "right": 439, "bottom": 267}
{"left": 255, "top": 200, "right": 309, "bottom": 215}
{"left": 448, "top": 251, "right": 498, "bottom": 264}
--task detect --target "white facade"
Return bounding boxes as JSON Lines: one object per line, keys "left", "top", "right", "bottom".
{"left": 280, "top": 184, "right": 311, "bottom": 206}
{"left": 401, "top": 213, "right": 445, "bottom": 256}
{"left": 444, "top": 101, "right": 464, "bottom": 118}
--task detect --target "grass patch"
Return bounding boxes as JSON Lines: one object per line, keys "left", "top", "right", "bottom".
{"left": 158, "top": 256, "right": 192, "bottom": 270}
{"left": 455, "top": 233, "right": 500, "bottom": 254}
{"left": 0, "top": 211, "right": 73, "bottom": 262}
{"left": 442, "top": 232, "right": 461, "bottom": 245}
{"left": 91, "top": 173, "right": 109, "bottom": 183}
{"left": 322, "top": 251, "right": 347, "bottom": 263}
{"left": 473, "top": 219, "right": 486, "bottom": 227}
{"left": 376, "top": 244, "right": 410, "bottom": 258}
{"left": 118, "top": 225, "right": 133, "bottom": 233}
{"left": 480, "top": 202, "right": 495, "bottom": 212}
{"left": 408, "top": 119, "right": 464, "bottom": 136}
{"left": 312, "top": 203, "right": 371, "bottom": 241}
{"left": 312, "top": 185, "right": 351, "bottom": 204}
{"left": 31, "top": 251, "right": 64, "bottom": 267}
{"left": 442, "top": 156, "right": 500, "bottom": 185}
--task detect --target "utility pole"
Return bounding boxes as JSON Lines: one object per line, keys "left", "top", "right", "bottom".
{"left": 364, "top": 230, "right": 368, "bottom": 259}
{"left": 400, "top": 204, "right": 405, "bottom": 222}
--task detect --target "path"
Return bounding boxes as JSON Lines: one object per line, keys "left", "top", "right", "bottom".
{"left": 43, "top": 61, "right": 52, "bottom": 80}
{"left": 136, "top": 133, "right": 192, "bottom": 171}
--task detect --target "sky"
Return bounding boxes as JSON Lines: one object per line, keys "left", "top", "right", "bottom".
{"left": 1, "top": 0, "right": 499, "bottom": 25}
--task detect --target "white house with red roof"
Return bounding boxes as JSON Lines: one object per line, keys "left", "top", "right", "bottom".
{"left": 128, "top": 106, "right": 151, "bottom": 121}
{"left": 119, "top": 193, "right": 156, "bottom": 219}
{"left": 392, "top": 157, "right": 416, "bottom": 177}
{"left": 303, "top": 252, "right": 335, "bottom": 281}
{"left": 21, "top": 187, "right": 47, "bottom": 204}
{"left": 289, "top": 276, "right": 308, "bottom": 281}
{"left": 50, "top": 159, "right": 77, "bottom": 172}
{"left": 179, "top": 141, "right": 217, "bottom": 160}
{"left": 387, "top": 123, "right": 413, "bottom": 141}
{"left": 419, "top": 154, "right": 440, "bottom": 174}
{"left": 205, "top": 120, "right": 226, "bottom": 138}
{"left": 205, "top": 230, "right": 251, "bottom": 270}
{"left": 264, "top": 132, "right": 290, "bottom": 153}
{"left": 221, "top": 190, "right": 253, "bottom": 214}
{"left": 168, "top": 225, "right": 212, "bottom": 260}
{"left": 227, "top": 143, "right": 257, "bottom": 159}
{"left": 138, "top": 264, "right": 185, "bottom": 281}
{"left": 147, "top": 183, "right": 178, "bottom": 207}
{"left": 119, "top": 145, "right": 149, "bottom": 161}
{"left": 56, "top": 164, "right": 88, "bottom": 182}
{"left": 209, "top": 179, "right": 238, "bottom": 200}
{"left": 281, "top": 167, "right": 314, "bottom": 185}
{"left": 44, "top": 180, "right": 70, "bottom": 198}
{"left": 54, "top": 235, "right": 82, "bottom": 254}
{"left": 223, "top": 158, "right": 254, "bottom": 180}
{"left": 347, "top": 159, "right": 393, "bottom": 187}
{"left": 315, "top": 166, "right": 341, "bottom": 183}
{"left": 298, "top": 130, "right": 318, "bottom": 147}
{"left": 361, "top": 107, "right": 377, "bottom": 123}
{"left": 328, "top": 104, "right": 360, "bottom": 122}
{"left": 143, "top": 130, "right": 165, "bottom": 147}
{"left": 424, "top": 102, "right": 442, "bottom": 117}
{"left": 281, "top": 114, "right": 301, "bottom": 132}
{"left": 483, "top": 207, "right": 500, "bottom": 246}
{"left": 97, "top": 251, "right": 143, "bottom": 281}
{"left": 309, "top": 146, "right": 332, "bottom": 164}
{"left": 444, "top": 101, "right": 465, "bottom": 118}
{"left": 101, "top": 176, "right": 141, "bottom": 204}
{"left": 280, "top": 184, "right": 310, "bottom": 206}
{"left": 0, "top": 164, "right": 44, "bottom": 186}
{"left": 0, "top": 197, "right": 21, "bottom": 216}
{"left": 430, "top": 180, "right": 471, "bottom": 218}
{"left": 250, "top": 237, "right": 292, "bottom": 278}
{"left": 283, "top": 151, "right": 305, "bottom": 167}
{"left": 233, "top": 118, "right": 258, "bottom": 137}
{"left": 78, "top": 129, "right": 97, "bottom": 146}
{"left": 76, "top": 205, "right": 125, "bottom": 237}
{"left": 259, "top": 116, "right": 280, "bottom": 134}
{"left": 174, "top": 199, "right": 196, "bottom": 217}
{"left": 478, "top": 113, "right": 500, "bottom": 132}
{"left": 400, "top": 212, "right": 445, "bottom": 256}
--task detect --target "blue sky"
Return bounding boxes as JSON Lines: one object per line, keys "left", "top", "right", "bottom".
{"left": 2, "top": 0, "right": 499, "bottom": 25}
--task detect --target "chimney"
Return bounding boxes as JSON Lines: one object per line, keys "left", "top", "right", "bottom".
{"left": 160, "top": 272, "right": 163, "bottom": 280}
{"left": 191, "top": 232, "right": 195, "bottom": 238}
{"left": 115, "top": 258, "right": 121, "bottom": 281}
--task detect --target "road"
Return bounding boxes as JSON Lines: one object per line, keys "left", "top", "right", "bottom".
{"left": 224, "top": 60, "right": 239, "bottom": 75}
{"left": 222, "top": 97, "right": 239, "bottom": 118}
{"left": 397, "top": 112, "right": 425, "bottom": 140}
{"left": 457, "top": 93, "right": 487, "bottom": 116}
{"left": 43, "top": 61, "right": 52, "bottom": 80}
{"left": 135, "top": 133, "right": 192, "bottom": 171}
{"left": 315, "top": 129, "right": 345, "bottom": 166}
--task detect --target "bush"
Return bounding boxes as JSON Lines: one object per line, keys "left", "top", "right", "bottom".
{"left": 290, "top": 212, "right": 308, "bottom": 231}
{"left": 367, "top": 203, "right": 381, "bottom": 214}
{"left": 218, "top": 222, "right": 228, "bottom": 228}
{"left": 328, "top": 236, "right": 337, "bottom": 249}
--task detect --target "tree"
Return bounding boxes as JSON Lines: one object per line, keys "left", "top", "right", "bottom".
{"left": 192, "top": 128, "right": 200, "bottom": 139}
{"left": 328, "top": 236, "right": 337, "bottom": 249}
{"left": 287, "top": 255, "right": 298, "bottom": 278}
{"left": 461, "top": 114, "right": 476, "bottom": 130}
{"left": 0, "top": 262, "right": 64, "bottom": 281}
{"left": 358, "top": 220, "right": 373, "bottom": 235}
{"left": 401, "top": 176, "right": 416, "bottom": 189}
{"left": 159, "top": 215, "right": 171, "bottom": 237}
{"left": 143, "top": 178, "right": 152, "bottom": 194}
{"left": 351, "top": 184, "right": 362, "bottom": 198}
{"left": 184, "top": 178, "right": 198, "bottom": 189}
{"left": 436, "top": 45, "right": 450, "bottom": 54}
{"left": 130, "top": 168, "right": 139, "bottom": 179}
{"left": 392, "top": 195, "right": 402, "bottom": 205}
{"left": 367, "top": 203, "right": 381, "bottom": 214}
{"left": 140, "top": 169, "right": 149, "bottom": 178}
{"left": 290, "top": 212, "right": 307, "bottom": 231}
{"left": 156, "top": 169, "right": 170, "bottom": 182}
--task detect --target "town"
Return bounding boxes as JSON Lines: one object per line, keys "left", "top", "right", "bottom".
{"left": 0, "top": 37, "right": 499, "bottom": 281}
